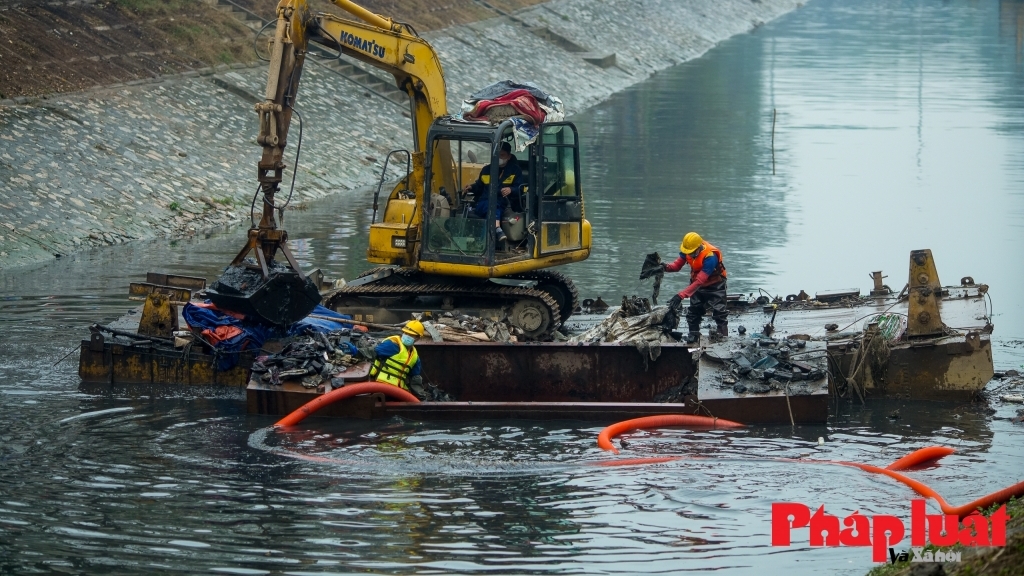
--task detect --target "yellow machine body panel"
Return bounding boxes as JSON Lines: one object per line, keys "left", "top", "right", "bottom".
{"left": 417, "top": 219, "right": 591, "bottom": 278}
{"left": 367, "top": 222, "right": 413, "bottom": 262}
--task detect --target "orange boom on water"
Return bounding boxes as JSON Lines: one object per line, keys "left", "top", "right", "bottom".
{"left": 885, "top": 446, "right": 956, "bottom": 471}
{"left": 597, "top": 414, "right": 744, "bottom": 454}
{"left": 275, "top": 382, "right": 419, "bottom": 428}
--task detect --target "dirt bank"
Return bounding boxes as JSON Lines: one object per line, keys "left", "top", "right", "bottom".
{"left": 0, "top": 0, "right": 544, "bottom": 99}
{"left": 0, "top": 0, "right": 801, "bottom": 270}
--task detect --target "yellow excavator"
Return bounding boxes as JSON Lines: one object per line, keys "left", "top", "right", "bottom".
{"left": 206, "top": 0, "right": 592, "bottom": 338}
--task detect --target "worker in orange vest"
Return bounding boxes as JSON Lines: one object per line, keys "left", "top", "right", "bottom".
{"left": 663, "top": 232, "right": 728, "bottom": 342}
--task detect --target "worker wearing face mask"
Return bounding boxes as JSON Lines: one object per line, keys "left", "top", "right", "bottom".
{"left": 464, "top": 141, "right": 523, "bottom": 244}
{"left": 369, "top": 320, "right": 426, "bottom": 391}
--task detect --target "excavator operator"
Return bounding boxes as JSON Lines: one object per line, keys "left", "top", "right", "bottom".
{"left": 369, "top": 320, "right": 426, "bottom": 391}
{"left": 463, "top": 141, "right": 524, "bottom": 244}
{"left": 663, "top": 232, "right": 728, "bottom": 342}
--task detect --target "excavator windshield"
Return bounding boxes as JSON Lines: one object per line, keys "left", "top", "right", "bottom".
{"left": 423, "top": 136, "right": 493, "bottom": 261}
{"left": 534, "top": 123, "right": 583, "bottom": 255}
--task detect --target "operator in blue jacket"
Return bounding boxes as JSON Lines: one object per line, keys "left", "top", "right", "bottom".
{"left": 463, "top": 141, "right": 523, "bottom": 244}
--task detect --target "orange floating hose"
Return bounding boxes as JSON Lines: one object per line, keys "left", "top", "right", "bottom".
{"left": 275, "top": 382, "right": 419, "bottom": 427}
{"left": 592, "top": 430, "right": 1024, "bottom": 519}
{"left": 885, "top": 446, "right": 956, "bottom": 470}
{"left": 597, "top": 415, "right": 744, "bottom": 454}
{"left": 836, "top": 460, "right": 1024, "bottom": 518}
{"left": 593, "top": 456, "right": 685, "bottom": 467}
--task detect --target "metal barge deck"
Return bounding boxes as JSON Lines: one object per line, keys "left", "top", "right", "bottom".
{"left": 78, "top": 250, "right": 992, "bottom": 425}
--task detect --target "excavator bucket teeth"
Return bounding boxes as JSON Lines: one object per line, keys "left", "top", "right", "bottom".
{"left": 206, "top": 264, "right": 321, "bottom": 326}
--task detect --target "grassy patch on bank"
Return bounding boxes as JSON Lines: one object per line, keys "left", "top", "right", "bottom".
{"left": 867, "top": 497, "right": 1024, "bottom": 576}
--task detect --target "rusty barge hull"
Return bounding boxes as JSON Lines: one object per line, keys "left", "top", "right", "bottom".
{"left": 243, "top": 342, "right": 829, "bottom": 424}
{"left": 78, "top": 250, "right": 991, "bottom": 424}
{"left": 80, "top": 329, "right": 830, "bottom": 424}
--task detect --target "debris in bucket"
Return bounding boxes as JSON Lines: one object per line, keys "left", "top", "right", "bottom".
{"left": 639, "top": 252, "right": 665, "bottom": 304}
{"left": 205, "top": 258, "right": 321, "bottom": 327}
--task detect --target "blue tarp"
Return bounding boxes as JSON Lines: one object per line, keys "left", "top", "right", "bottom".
{"left": 183, "top": 302, "right": 353, "bottom": 370}
{"left": 288, "top": 305, "right": 353, "bottom": 335}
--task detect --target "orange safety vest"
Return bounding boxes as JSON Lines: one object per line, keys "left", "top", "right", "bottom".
{"left": 368, "top": 335, "right": 419, "bottom": 390}
{"left": 685, "top": 241, "right": 727, "bottom": 284}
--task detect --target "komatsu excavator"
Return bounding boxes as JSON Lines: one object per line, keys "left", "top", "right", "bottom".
{"left": 206, "top": 0, "right": 591, "bottom": 338}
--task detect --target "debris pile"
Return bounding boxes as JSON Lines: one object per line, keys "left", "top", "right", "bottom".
{"left": 425, "top": 312, "right": 563, "bottom": 343}
{"left": 250, "top": 330, "right": 455, "bottom": 401}
{"left": 989, "top": 370, "right": 1024, "bottom": 406}
{"left": 252, "top": 332, "right": 367, "bottom": 388}
{"left": 703, "top": 336, "right": 827, "bottom": 395}
{"left": 569, "top": 298, "right": 681, "bottom": 368}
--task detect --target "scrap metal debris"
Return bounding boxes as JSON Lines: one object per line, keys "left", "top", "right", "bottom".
{"left": 580, "top": 297, "right": 610, "bottom": 314}
{"left": 702, "top": 335, "right": 827, "bottom": 395}
{"left": 639, "top": 252, "right": 664, "bottom": 304}
{"left": 250, "top": 329, "right": 456, "bottom": 401}
{"left": 252, "top": 331, "right": 367, "bottom": 388}
{"left": 569, "top": 302, "right": 681, "bottom": 369}
{"left": 431, "top": 312, "right": 522, "bottom": 343}
{"left": 620, "top": 295, "right": 652, "bottom": 317}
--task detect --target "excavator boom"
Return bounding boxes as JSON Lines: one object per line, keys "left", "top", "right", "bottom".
{"left": 208, "top": 0, "right": 589, "bottom": 338}
{"left": 206, "top": 0, "right": 453, "bottom": 325}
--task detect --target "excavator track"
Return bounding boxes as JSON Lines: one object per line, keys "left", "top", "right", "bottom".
{"left": 325, "top": 273, "right": 562, "bottom": 339}
{"left": 505, "top": 269, "right": 580, "bottom": 324}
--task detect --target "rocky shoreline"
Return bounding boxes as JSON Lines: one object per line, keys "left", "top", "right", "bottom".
{"left": 0, "top": 0, "right": 801, "bottom": 270}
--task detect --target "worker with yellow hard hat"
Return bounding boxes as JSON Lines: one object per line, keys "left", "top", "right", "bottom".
{"left": 662, "top": 232, "right": 729, "bottom": 342}
{"left": 369, "top": 319, "right": 426, "bottom": 391}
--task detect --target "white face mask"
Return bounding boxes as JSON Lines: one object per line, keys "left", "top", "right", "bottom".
{"left": 401, "top": 334, "right": 415, "bottom": 347}
{"left": 498, "top": 157, "right": 508, "bottom": 167}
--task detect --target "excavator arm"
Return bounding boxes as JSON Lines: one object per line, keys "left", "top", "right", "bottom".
{"left": 210, "top": 0, "right": 455, "bottom": 325}
{"left": 255, "top": 0, "right": 452, "bottom": 207}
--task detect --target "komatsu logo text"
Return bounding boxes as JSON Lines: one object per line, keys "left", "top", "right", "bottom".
{"left": 339, "top": 32, "right": 385, "bottom": 58}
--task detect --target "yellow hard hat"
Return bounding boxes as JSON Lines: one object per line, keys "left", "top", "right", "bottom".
{"left": 402, "top": 319, "right": 426, "bottom": 337}
{"left": 680, "top": 232, "right": 703, "bottom": 255}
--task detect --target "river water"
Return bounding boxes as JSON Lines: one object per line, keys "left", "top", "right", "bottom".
{"left": 3, "top": 1, "right": 1024, "bottom": 574}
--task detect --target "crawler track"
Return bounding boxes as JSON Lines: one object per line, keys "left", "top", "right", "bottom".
{"left": 324, "top": 269, "right": 563, "bottom": 339}
{"left": 506, "top": 269, "right": 580, "bottom": 324}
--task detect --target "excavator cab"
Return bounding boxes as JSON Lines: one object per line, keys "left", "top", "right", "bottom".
{"left": 417, "top": 118, "right": 588, "bottom": 271}
{"left": 339, "top": 117, "right": 590, "bottom": 337}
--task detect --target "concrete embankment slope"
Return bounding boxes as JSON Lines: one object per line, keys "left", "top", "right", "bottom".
{"left": 0, "top": 0, "right": 801, "bottom": 270}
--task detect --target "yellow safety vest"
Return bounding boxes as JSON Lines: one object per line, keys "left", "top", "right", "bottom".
{"left": 481, "top": 173, "right": 517, "bottom": 186}
{"left": 369, "top": 335, "right": 419, "bottom": 390}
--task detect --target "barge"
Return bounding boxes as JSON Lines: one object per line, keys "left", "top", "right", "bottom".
{"left": 78, "top": 250, "right": 993, "bottom": 424}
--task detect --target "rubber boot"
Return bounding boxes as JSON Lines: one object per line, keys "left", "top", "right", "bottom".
{"left": 686, "top": 323, "right": 701, "bottom": 344}
{"left": 710, "top": 321, "right": 728, "bottom": 342}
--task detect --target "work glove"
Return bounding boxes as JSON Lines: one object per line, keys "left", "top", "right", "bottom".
{"left": 662, "top": 294, "right": 683, "bottom": 331}
{"left": 668, "top": 294, "right": 683, "bottom": 311}
{"left": 407, "top": 374, "right": 426, "bottom": 399}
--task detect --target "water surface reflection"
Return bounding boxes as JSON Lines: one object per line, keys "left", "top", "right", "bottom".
{"left": 3, "top": 0, "right": 1024, "bottom": 573}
